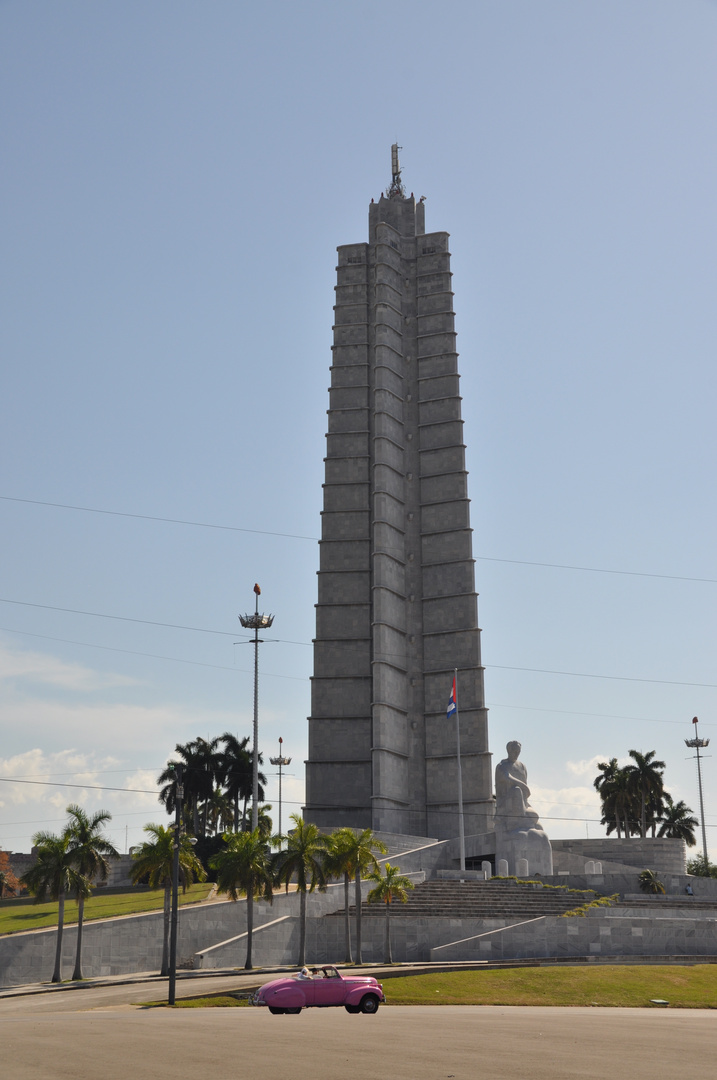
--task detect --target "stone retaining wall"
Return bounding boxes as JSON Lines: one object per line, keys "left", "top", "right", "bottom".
{"left": 551, "top": 838, "right": 686, "bottom": 875}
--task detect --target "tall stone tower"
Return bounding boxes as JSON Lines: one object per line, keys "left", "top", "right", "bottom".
{"left": 305, "top": 149, "right": 492, "bottom": 841}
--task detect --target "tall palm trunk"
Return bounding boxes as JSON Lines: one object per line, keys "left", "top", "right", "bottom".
{"left": 72, "top": 893, "right": 85, "bottom": 980}
{"left": 245, "top": 879, "right": 254, "bottom": 970}
{"left": 298, "top": 888, "right": 307, "bottom": 966}
{"left": 161, "top": 882, "right": 171, "bottom": 976}
{"left": 355, "top": 869, "right": 363, "bottom": 965}
{"left": 51, "top": 889, "right": 66, "bottom": 983}
{"left": 343, "top": 872, "right": 352, "bottom": 963}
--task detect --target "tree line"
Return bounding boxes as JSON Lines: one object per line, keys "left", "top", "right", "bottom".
{"left": 130, "top": 813, "right": 413, "bottom": 973}
{"left": 157, "top": 733, "right": 267, "bottom": 838}
{"left": 593, "top": 749, "right": 698, "bottom": 843}
{"left": 13, "top": 806, "right": 413, "bottom": 982}
{"left": 18, "top": 806, "right": 119, "bottom": 982}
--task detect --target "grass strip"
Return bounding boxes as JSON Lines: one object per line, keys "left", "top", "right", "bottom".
{"left": 0, "top": 882, "right": 214, "bottom": 935}
{"left": 166, "top": 966, "right": 717, "bottom": 1010}
{"left": 382, "top": 965, "right": 717, "bottom": 1008}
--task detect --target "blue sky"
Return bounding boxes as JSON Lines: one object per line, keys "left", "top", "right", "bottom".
{"left": 1, "top": 0, "right": 716, "bottom": 856}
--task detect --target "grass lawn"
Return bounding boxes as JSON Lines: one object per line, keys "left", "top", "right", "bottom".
{"left": 0, "top": 882, "right": 214, "bottom": 935}
{"left": 381, "top": 965, "right": 717, "bottom": 1008}
{"left": 167, "top": 965, "right": 717, "bottom": 1009}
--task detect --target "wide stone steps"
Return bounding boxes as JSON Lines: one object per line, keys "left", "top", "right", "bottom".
{"left": 329, "top": 880, "right": 597, "bottom": 920}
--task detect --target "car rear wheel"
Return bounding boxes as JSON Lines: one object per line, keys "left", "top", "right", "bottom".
{"left": 360, "top": 994, "right": 380, "bottom": 1014}
{"left": 344, "top": 1004, "right": 360, "bottom": 1014}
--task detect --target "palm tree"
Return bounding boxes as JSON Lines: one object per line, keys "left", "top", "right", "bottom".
{"left": 130, "top": 823, "right": 206, "bottom": 975}
{"left": 210, "top": 830, "right": 274, "bottom": 969}
{"left": 157, "top": 744, "right": 199, "bottom": 833}
{"left": 638, "top": 868, "right": 665, "bottom": 894}
{"left": 272, "top": 814, "right": 328, "bottom": 967}
{"left": 65, "top": 805, "right": 119, "bottom": 980}
{"left": 323, "top": 828, "right": 359, "bottom": 963}
{"left": 335, "top": 828, "right": 387, "bottom": 964}
{"left": 626, "top": 750, "right": 666, "bottom": 839}
{"left": 20, "top": 831, "right": 82, "bottom": 982}
{"left": 594, "top": 758, "right": 626, "bottom": 839}
{"left": 366, "top": 863, "right": 414, "bottom": 963}
{"left": 158, "top": 737, "right": 220, "bottom": 837}
{"left": 256, "top": 804, "right": 273, "bottom": 842}
{"left": 206, "top": 786, "right": 235, "bottom": 836}
{"left": 658, "top": 796, "right": 698, "bottom": 846}
{"left": 217, "top": 732, "right": 268, "bottom": 832}
{"left": 646, "top": 788, "right": 672, "bottom": 838}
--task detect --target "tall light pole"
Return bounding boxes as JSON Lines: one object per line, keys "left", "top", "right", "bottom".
{"left": 239, "top": 584, "right": 274, "bottom": 832}
{"left": 168, "top": 763, "right": 183, "bottom": 1006}
{"left": 685, "top": 715, "right": 710, "bottom": 868}
{"left": 270, "top": 736, "right": 292, "bottom": 841}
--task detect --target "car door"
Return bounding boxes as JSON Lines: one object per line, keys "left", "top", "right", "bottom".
{"left": 312, "top": 970, "right": 345, "bottom": 1006}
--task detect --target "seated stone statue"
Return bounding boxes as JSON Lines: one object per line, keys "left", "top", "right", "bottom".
{"left": 494, "top": 741, "right": 552, "bottom": 877}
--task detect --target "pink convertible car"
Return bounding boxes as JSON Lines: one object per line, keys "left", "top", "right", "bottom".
{"left": 253, "top": 965, "right": 385, "bottom": 1015}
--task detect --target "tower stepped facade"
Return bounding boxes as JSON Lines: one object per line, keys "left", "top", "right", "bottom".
{"left": 305, "top": 161, "right": 492, "bottom": 840}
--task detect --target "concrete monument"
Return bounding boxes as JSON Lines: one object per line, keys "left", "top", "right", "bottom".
{"left": 304, "top": 147, "right": 493, "bottom": 839}
{"left": 494, "top": 741, "right": 553, "bottom": 876}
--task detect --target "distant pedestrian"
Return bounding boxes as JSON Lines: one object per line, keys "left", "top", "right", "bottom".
{"left": 685, "top": 883, "right": 694, "bottom": 896}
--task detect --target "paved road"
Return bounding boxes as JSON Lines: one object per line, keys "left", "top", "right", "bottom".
{"left": 1, "top": 978, "right": 713, "bottom": 1079}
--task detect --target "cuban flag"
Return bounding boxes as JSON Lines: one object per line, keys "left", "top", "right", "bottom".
{"left": 447, "top": 676, "right": 457, "bottom": 720}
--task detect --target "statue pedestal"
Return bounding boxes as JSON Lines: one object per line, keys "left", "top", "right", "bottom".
{"left": 494, "top": 740, "right": 553, "bottom": 877}
{"left": 495, "top": 822, "right": 553, "bottom": 877}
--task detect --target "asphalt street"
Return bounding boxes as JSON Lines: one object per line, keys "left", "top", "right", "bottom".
{"left": 0, "top": 975, "right": 713, "bottom": 1080}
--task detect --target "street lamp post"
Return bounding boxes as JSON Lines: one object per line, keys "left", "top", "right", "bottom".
{"left": 239, "top": 584, "right": 274, "bottom": 832}
{"left": 685, "top": 715, "right": 710, "bottom": 868}
{"left": 168, "top": 763, "right": 183, "bottom": 1006}
{"left": 270, "top": 736, "right": 292, "bottom": 840}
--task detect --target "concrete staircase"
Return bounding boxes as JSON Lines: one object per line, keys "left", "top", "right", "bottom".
{"left": 331, "top": 879, "right": 597, "bottom": 920}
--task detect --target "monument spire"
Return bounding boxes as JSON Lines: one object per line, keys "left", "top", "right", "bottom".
{"left": 387, "top": 142, "right": 406, "bottom": 198}
{"left": 304, "top": 160, "right": 493, "bottom": 840}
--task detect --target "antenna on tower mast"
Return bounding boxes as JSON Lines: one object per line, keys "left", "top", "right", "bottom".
{"left": 387, "top": 143, "right": 406, "bottom": 198}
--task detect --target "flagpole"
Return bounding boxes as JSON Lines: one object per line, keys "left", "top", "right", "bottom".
{"left": 454, "top": 667, "right": 466, "bottom": 873}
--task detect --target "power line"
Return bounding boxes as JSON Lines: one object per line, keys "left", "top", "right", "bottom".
{"left": 2, "top": 776, "right": 715, "bottom": 826}
{"left": 0, "top": 626, "right": 307, "bottom": 681}
{"left": 0, "top": 495, "right": 316, "bottom": 542}
{"left": 2, "top": 494, "right": 714, "bottom": 584}
{"left": 487, "top": 702, "right": 712, "bottom": 728}
{"left": 0, "top": 777, "right": 157, "bottom": 794}
{"left": 490, "top": 663, "right": 717, "bottom": 690}
{"left": 3, "top": 783, "right": 715, "bottom": 850}
{"left": 477, "top": 554, "right": 717, "bottom": 585}
{"left": 2, "top": 614, "right": 716, "bottom": 691}
{"left": 0, "top": 598, "right": 237, "bottom": 637}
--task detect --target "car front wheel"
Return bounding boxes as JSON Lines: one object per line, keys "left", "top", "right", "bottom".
{"left": 344, "top": 1004, "right": 360, "bottom": 1014}
{"left": 268, "top": 1007, "right": 285, "bottom": 1015}
{"left": 360, "top": 994, "right": 380, "bottom": 1014}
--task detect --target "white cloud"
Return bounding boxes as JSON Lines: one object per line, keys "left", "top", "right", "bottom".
{"left": 0, "top": 748, "right": 120, "bottom": 808}
{"left": 565, "top": 754, "right": 609, "bottom": 778}
{"left": 0, "top": 641, "right": 137, "bottom": 691}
